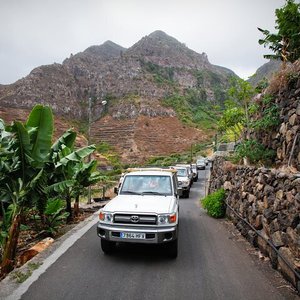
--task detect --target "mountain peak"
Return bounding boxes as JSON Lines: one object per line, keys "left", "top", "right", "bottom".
{"left": 148, "top": 30, "right": 169, "bottom": 39}
{"left": 127, "top": 30, "right": 209, "bottom": 69}
{"left": 84, "top": 41, "right": 126, "bottom": 57}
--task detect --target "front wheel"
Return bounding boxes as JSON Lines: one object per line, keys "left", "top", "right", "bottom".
{"left": 183, "top": 190, "right": 190, "bottom": 198}
{"left": 101, "top": 239, "right": 116, "bottom": 254}
{"left": 166, "top": 239, "right": 178, "bottom": 259}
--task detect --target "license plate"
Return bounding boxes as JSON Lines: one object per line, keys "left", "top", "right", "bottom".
{"left": 120, "top": 232, "right": 145, "bottom": 239}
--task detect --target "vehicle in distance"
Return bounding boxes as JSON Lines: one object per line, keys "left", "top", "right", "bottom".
{"left": 196, "top": 158, "right": 206, "bottom": 170}
{"left": 97, "top": 168, "right": 180, "bottom": 258}
{"left": 172, "top": 165, "right": 191, "bottom": 198}
{"left": 175, "top": 164, "right": 193, "bottom": 186}
{"left": 190, "top": 163, "right": 198, "bottom": 182}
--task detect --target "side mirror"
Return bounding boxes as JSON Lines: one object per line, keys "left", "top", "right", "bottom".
{"left": 177, "top": 188, "right": 183, "bottom": 197}
{"left": 114, "top": 187, "right": 119, "bottom": 194}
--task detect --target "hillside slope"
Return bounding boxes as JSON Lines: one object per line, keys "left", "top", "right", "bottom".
{"left": 0, "top": 31, "right": 236, "bottom": 163}
{"left": 248, "top": 59, "right": 281, "bottom": 86}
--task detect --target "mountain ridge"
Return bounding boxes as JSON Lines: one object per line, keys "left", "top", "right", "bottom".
{"left": 0, "top": 30, "right": 237, "bottom": 163}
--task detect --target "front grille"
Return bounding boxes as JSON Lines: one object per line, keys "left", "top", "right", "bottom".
{"left": 114, "top": 214, "right": 157, "bottom": 225}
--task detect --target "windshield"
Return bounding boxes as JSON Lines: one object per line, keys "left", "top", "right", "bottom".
{"left": 174, "top": 168, "right": 187, "bottom": 177}
{"left": 120, "top": 175, "right": 172, "bottom": 196}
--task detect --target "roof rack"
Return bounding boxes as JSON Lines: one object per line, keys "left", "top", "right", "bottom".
{"left": 126, "top": 167, "right": 177, "bottom": 173}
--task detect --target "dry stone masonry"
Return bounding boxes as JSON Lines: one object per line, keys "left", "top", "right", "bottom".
{"left": 209, "top": 157, "right": 300, "bottom": 289}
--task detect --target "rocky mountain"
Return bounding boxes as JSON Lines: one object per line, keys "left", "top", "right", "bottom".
{"left": 248, "top": 59, "right": 281, "bottom": 86}
{"left": 0, "top": 30, "right": 237, "bottom": 163}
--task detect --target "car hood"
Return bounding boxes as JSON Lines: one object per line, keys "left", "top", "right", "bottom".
{"left": 177, "top": 176, "right": 189, "bottom": 181}
{"left": 103, "top": 195, "right": 176, "bottom": 214}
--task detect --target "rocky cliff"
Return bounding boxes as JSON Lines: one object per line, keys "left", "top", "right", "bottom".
{"left": 248, "top": 59, "right": 281, "bottom": 87}
{"left": 0, "top": 30, "right": 236, "bottom": 162}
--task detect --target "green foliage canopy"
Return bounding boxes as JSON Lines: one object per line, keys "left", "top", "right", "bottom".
{"left": 258, "top": 0, "right": 300, "bottom": 63}
{"left": 218, "top": 78, "right": 255, "bottom": 140}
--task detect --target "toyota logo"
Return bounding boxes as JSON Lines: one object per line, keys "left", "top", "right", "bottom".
{"left": 131, "top": 215, "right": 140, "bottom": 223}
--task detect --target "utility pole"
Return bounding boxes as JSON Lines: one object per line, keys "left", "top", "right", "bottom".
{"left": 87, "top": 97, "right": 107, "bottom": 204}
{"left": 87, "top": 97, "right": 92, "bottom": 204}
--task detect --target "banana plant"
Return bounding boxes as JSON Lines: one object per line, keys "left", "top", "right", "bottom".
{"left": 71, "top": 160, "right": 104, "bottom": 216}
{"left": 47, "top": 140, "right": 98, "bottom": 221}
{"left": 0, "top": 105, "right": 102, "bottom": 276}
{"left": 0, "top": 105, "right": 53, "bottom": 275}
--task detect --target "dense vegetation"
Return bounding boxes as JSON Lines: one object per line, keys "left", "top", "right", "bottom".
{"left": 216, "top": 0, "right": 300, "bottom": 166}
{"left": 258, "top": 0, "right": 300, "bottom": 63}
{"left": 0, "top": 105, "right": 102, "bottom": 277}
{"left": 162, "top": 92, "right": 222, "bottom": 131}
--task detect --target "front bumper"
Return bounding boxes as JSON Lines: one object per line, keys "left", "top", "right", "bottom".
{"left": 97, "top": 222, "right": 178, "bottom": 244}
{"left": 178, "top": 182, "right": 190, "bottom": 190}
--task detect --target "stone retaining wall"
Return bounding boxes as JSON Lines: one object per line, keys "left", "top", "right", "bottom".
{"left": 209, "top": 157, "right": 300, "bottom": 289}
{"left": 250, "top": 63, "right": 300, "bottom": 171}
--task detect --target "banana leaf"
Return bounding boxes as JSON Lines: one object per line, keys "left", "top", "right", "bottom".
{"left": 26, "top": 105, "right": 54, "bottom": 164}
{"left": 51, "top": 130, "right": 76, "bottom": 152}
{"left": 55, "top": 145, "right": 96, "bottom": 167}
{"left": 11, "top": 121, "right": 31, "bottom": 181}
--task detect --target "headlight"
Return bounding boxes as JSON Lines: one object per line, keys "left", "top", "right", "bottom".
{"left": 99, "top": 211, "right": 113, "bottom": 223}
{"left": 157, "top": 213, "right": 177, "bottom": 225}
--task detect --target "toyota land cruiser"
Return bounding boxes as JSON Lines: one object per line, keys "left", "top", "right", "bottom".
{"left": 97, "top": 168, "right": 181, "bottom": 258}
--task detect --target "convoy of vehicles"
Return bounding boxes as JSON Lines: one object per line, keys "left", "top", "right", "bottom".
{"left": 97, "top": 161, "right": 209, "bottom": 258}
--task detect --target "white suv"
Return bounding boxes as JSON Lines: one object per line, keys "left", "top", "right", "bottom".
{"left": 172, "top": 165, "right": 191, "bottom": 198}
{"left": 97, "top": 168, "right": 180, "bottom": 258}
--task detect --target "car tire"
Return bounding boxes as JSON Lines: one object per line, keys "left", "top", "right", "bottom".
{"left": 187, "top": 191, "right": 190, "bottom": 198}
{"left": 166, "top": 239, "right": 178, "bottom": 259}
{"left": 101, "top": 239, "right": 116, "bottom": 254}
{"left": 184, "top": 190, "right": 190, "bottom": 198}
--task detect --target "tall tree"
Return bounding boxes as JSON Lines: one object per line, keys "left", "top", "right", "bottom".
{"left": 218, "top": 77, "right": 255, "bottom": 140}
{"left": 258, "top": 0, "right": 300, "bottom": 63}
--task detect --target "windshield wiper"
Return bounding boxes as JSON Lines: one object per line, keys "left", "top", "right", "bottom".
{"left": 141, "top": 191, "right": 166, "bottom": 195}
{"left": 121, "top": 190, "right": 141, "bottom": 195}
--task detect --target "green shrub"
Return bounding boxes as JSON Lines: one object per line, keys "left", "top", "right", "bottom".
{"left": 234, "top": 139, "right": 276, "bottom": 165}
{"left": 96, "top": 142, "right": 112, "bottom": 153}
{"left": 202, "top": 189, "right": 226, "bottom": 218}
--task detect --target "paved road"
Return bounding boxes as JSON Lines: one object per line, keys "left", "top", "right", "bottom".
{"left": 16, "top": 168, "right": 298, "bottom": 300}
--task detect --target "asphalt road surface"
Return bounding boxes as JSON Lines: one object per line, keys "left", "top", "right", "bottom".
{"left": 19, "top": 167, "right": 298, "bottom": 300}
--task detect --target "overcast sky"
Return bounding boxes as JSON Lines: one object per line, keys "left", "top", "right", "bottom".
{"left": 0, "top": 0, "right": 286, "bottom": 84}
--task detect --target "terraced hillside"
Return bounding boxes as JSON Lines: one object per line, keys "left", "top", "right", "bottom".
{"left": 91, "top": 114, "right": 205, "bottom": 163}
